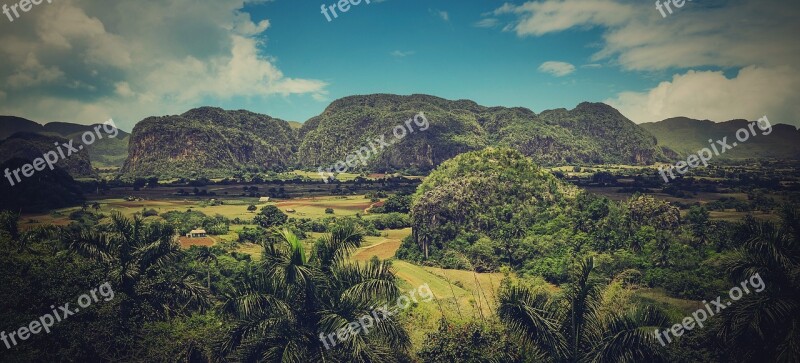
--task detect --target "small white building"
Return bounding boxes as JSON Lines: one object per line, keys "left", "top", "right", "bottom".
{"left": 186, "top": 229, "right": 207, "bottom": 238}
{"left": 259, "top": 197, "right": 270, "bottom": 203}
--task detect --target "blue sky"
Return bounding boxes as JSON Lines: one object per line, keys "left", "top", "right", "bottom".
{"left": 231, "top": 0, "right": 642, "bottom": 122}
{"left": 0, "top": 0, "right": 798, "bottom": 131}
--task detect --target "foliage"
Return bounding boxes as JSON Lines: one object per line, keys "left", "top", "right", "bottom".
{"left": 253, "top": 205, "right": 288, "bottom": 229}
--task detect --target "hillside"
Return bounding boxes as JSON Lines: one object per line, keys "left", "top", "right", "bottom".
{"left": 397, "top": 147, "right": 580, "bottom": 271}
{"left": 121, "top": 107, "right": 298, "bottom": 178}
{"left": 640, "top": 117, "right": 800, "bottom": 159}
{"left": 296, "top": 94, "right": 488, "bottom": 173}
{"left": 295, "top": 94, "right": 671, "bottom": 175}
{"left": 0, "top": 117, "right": 130, "bottom": 168}
{"left": 0, "top": 132, "right": 95, "bottom": 178}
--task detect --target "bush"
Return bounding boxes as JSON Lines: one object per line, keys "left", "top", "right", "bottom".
{"left": 142, "top": 208, "right": 159, "bottom": 217}
{"left": 247, "top": 205, "right": 257, "bottom": 212}
{"left": 325, "top": 208, "right": 334, "bottom": 214}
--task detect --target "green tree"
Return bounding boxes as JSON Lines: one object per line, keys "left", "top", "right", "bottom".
{"left": 63, "top": 212, "right": 210, "bottom": 321}
{"left": 685, "top": 205, "right": 710, "bottom": 246}
{"left": 499, "top": 257, "right": 668, "bottom": 362}
{"left": 253, "top": 205, "right": 288, "bottom": 229}
{"left": 222, "top": 222, "right": 410, "bottom": 362}
{"left": 715, "top": 206, "right": 800, "bottom": 362}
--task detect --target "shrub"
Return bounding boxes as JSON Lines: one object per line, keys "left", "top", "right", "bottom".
{"left": 325, "top": 208, "right": 334, "bottom": 214}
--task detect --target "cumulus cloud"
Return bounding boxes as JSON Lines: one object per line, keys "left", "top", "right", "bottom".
{"left": 606, "top": 66, "right": 800, "bottom": 125}
{"left": 538, "top": 61, "right": 576, "bottom": 77}
{"left": 0, "top": 0, "right": 327, "bottom": 129}
{"left": 489, "top": 0, "right": 800, "bottom": 71}
{"left": 486, "top": 0, "right": 800, "bottom": 125}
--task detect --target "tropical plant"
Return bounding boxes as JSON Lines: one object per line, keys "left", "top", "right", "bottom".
{"left": 221, "top": 221, "right": 410, "bottom": 362}
{"left": 499, "top": 257, "right": 669, "bottom": 362}
{"left": 715, "top": 205, "right": 800, "bottom": 362}
{"left": 62, "top": 212, "right": 210, "bottom": 321}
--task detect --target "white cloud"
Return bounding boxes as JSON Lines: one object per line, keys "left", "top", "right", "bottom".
{"left": 473, "top": 18, "right": 499, "bottom": 28}
{"left": 538, "top": 61, "right": 576, "bottom": 77}
{"left": 0, "top": 0, "right": 327, "bottom": 128}
{"left": 489, "top": 0, "right": 800, "bottom": 71}
{"left": 430, "top": 9, "right": 449, "bottom": 22}
{"left": 606, "top": 66, "right": 800, "bottom": 125}
{"left": 487, "top": 0, "right": 800, "bottom": 125}
{"left": 390, "top": 50, "right": 415, "bottom": 58}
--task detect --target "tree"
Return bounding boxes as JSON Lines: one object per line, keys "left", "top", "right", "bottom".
{"left": 325, "top": 208, "right": 334, "bottom": 214}
{"left": 499, "top": 257, "right": 669, "bottom": 362}
{"left": 63, "top": 212, "right": 210, "bottom": 321}
{"left": 195, "top": 246, "right": 218, "bottom": 290}
{"left": 685, "top": 205, "right": 710, "bottom": 246}
{"left": 714, "top": 205, "right": 800, "bottom": 362}
{"left": 92, "top": 202, "right": 101, "bottom": 211}
{"left": 222, "top": 222, "right": 410, "bottom": 362}
{"left": 247, "top": 204, "right": 257, "bottom": 212}
{"left": 253, "top": 205, "right": 288, "bottom": 229}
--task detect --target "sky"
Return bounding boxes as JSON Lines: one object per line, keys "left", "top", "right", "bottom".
{"left": 0, "top": 0, "right": 798, "bottom": 132}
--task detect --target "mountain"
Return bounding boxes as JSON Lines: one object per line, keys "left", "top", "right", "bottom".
{"left": 121, "top": 107, "right": 298, "bottom": 178}
{"left": 296, "top": 94, "right": 488, "bottom": 173}
{"left": 295, "top": 94, "right": 671, "bottom": 175}
{"left": 0, "top": 157, "right": 85, "bottom": 212}
{"left": 0, "top": 132, "right": 95, "bottom": 178}
{"left": 0, "top": 116, "right": 44, "bottom": 139}
{"left": 0, "top": 117, "right": 131, "bottom": 168}
{"left": 496, "top": 102, "right": 674, "bottom": 164}
{"left": 640, "top": 117, "right": 800, "bottom": 160}
{"left": 397, "top": 147, "right": 579, "bottom": 269}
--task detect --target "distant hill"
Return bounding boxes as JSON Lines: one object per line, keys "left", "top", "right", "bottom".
{"left": 0, "top": 117, "right": 130, "bottom": 168}
{"left": 0, "top": 132, "right": 95, "bottom": 178}
{"left": 121, "top": 107, "right": 298, "bottom": 178}
{"left": 640, "top": 117, "right": 800, "bottom": 160}
{"left": 0, "top": 116, "right": 44, "bottom": 139}
{"left": 0, "top": 157, "right": 85, "bottom": 212}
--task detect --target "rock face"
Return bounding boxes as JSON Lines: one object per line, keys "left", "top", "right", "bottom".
{"left": 121, "top": 107, "right": 298, "bottom": 177}
{"left": 0, "top": 132, "right": 95, "bottom": 178}
{"left": 119, "top": 94, "right": 676, "bottom": 177}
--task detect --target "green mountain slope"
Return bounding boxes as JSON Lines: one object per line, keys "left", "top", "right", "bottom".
{"left": 0, "top": 118, "right": 130, "bottom": 168}
{"left": 640, "top": 117, "right": 800, "bottom": 159}
{"left": 397, "top": 147, "right": 579, "bottom": 269}
{"left": 0, "top": 132, "right": 95, "bottom": 178}
{"left": 295, "top": 94, "right": 671, "bottom": 175}
{"left": 121, "top": 107, "right": 298, "bottom": 178}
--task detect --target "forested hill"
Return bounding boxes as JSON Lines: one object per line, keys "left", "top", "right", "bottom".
{"left": 113, "top": 94, "right": 673, "bottom": 177}
{"left": 120, "top": 107, "right": 298, "bottom": 177}
{"left": 641, "top": 117, "right": 800, "bottom": 159}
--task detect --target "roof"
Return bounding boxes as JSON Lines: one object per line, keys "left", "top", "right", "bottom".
{"left": 189, "top": 229, "right": 207, "bottom": 234}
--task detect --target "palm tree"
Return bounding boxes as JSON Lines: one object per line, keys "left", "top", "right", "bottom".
{"left": 715, "top": 205, "right": 800, "bottom": 362}
{"left": 499, "top": 257, "right": 668, "bottom": 363}
{"left": 196, "top": 246, "right": 218, "bottom": 290}
{"left": 62, "top": 212, "right": 209, "bottom": 320}
{"left": 222, "top": 221, "right": 410, "bottom": 362}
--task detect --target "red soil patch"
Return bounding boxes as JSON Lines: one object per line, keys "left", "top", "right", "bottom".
{"left": 178, "top": 236, "right": 215, "bottom": 248}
